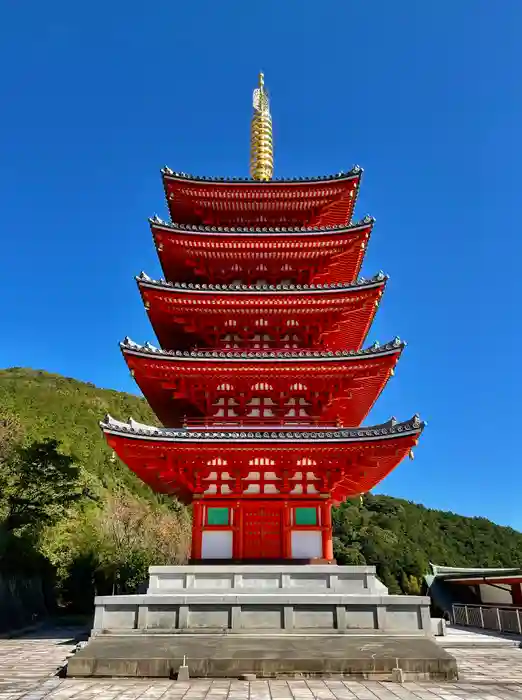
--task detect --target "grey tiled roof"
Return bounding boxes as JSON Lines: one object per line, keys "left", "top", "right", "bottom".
{"left": 136, "top": 271, "right": 387, "bottom": 293}
{"left": 161, "top": 166, "right": 363, "bottom": 183}
{"left": 149, "top": 214, "right": 375, "bottom": 235}
{"left": 120, "top": 337, "right": 404, "bottom": 361}
{"left": 100, "top": 415, "right": 424, "bottom": 443}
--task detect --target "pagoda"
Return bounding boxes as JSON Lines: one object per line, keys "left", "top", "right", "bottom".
{"left": 101, "top": 73, "right": 424, "bottom": 563}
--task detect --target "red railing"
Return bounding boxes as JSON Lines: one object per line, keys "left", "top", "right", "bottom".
{"left": 182, "top": 416, "right": 344, "bottom": 429}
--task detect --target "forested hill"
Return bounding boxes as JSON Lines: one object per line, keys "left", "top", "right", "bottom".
{"left": 0, "top": 366, "right": 158, "bottom": 497}
{"left": 1, "top": 366, "right": 521, "bottom": 597}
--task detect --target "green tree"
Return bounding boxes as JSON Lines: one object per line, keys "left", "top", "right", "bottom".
{"left": 3, "top": 439, "right": 85, "bottom": 533}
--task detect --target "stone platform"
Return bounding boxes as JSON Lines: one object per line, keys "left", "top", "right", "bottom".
{"left": 68, "top": 565, "right": 457, "bottom": 680}
{"left": 67, "top": 633, "right": 457, "bottom": 680}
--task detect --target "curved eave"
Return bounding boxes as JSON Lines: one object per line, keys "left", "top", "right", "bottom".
{"left": 120, "top": 338, "right": 404, "bottom": 364}
{"left": 101, "top": 415, "right": 424, "bottom": 444}
{"left": 136, "top": 273, "right": 388, "bottom": 297}
{"left": 161, "top": 167, "right": 363, "bottom": 187}
{"left": 149, "top": 217, "right": 374, "bottom": 239}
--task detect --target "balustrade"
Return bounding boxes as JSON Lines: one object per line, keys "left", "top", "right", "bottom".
{"left": 452, "top": 603, "right": 522, "bottom": 635}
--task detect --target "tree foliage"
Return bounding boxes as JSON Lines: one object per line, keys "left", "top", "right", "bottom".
{"left": 333, "top": 495, "right": 522, "bottom": 594}
{"left": 2, "top": 439, "right": 86, "bottom": 533}
{"left": 84, "top": 491, "right": 191, "bottom": 594}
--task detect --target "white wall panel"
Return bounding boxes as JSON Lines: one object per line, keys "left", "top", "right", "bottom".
{"left": 201, "top": 530, "right": 233, "bottom": 559}
{"left": 291, "top": 530, "right": 322, "bottom": 559}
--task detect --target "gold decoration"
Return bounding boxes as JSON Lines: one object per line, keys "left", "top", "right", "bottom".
{"left": 250, "top": 72, "right": 274, "bottom": 181}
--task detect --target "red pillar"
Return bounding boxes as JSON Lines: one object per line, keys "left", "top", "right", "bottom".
{"left": 283, "top": 502, "right": 292, "bottom": 559}
{"left": 191, "top": 500, "right": 203, "bottom": 560}
{"left": 511, "top": 583, "right": 522, "bottom": 606}
{"left": 321, "top": 500, "right": 334, "bottom": 562}
{"left": 234, "top": 502, "right": 244, "bottom": 559}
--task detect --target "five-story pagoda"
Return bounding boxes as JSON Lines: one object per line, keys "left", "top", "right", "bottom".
{"left": 101, "top": 74, "right": 424, "bottom": 563}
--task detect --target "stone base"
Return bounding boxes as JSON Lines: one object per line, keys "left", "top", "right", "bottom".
{"left": 92, "top": 565, "right": 429, "bottom": 635}
{"left": 70, "top": 565, "right": 456, "bottom": 679}
{"left": 67, "top": 634, "right": 457, "bottom": 680}
{"left": 147, "top": 564, "right": 384, "bottom": 595}
{"left": 91, "top": 592, "right": 430, "bottom": 634}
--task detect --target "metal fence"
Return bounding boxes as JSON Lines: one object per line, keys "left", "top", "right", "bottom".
{"left": 453, "top": 603, "right": 522, "bottom": 634}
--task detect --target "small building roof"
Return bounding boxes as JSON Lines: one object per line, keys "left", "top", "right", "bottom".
{"left": 429, "top": 563, "right": 522, "bottom": 582}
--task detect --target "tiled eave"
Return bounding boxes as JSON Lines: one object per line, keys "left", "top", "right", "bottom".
{"left": 120, "top": 337, "right": 405, "bottom": 363}
{"left": 149, "top": 215, "right": 374, "bottom": 237}
{"left": 100, "top": 415, "right": 424, "bottom": 444}
{"left": 136, "top": 271, "right": 387, "bottom": 295}
{"left": 161, "top": 166, "right": 362, "bottom": 185}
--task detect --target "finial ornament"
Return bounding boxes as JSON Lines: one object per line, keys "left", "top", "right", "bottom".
{"left": 250, "top": 72, "right": 274, "bottom": 181}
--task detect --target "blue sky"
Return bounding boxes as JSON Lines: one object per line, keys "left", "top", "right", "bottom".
{"left": 1, "top": 1, "right": 521, "bottom": 531}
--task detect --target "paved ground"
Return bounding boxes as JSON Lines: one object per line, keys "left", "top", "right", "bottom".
{"left": 0, "top": 627, "right": 83, "bottom": 695}
{"left": 1, "top": 626, "right": 522, "bottom": 700}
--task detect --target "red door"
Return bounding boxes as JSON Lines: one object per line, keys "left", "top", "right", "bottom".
{"left": 242, "top": 504, "right": 283, "bottom": 558}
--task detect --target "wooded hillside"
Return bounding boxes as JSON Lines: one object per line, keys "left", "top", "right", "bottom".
{"left": 0, "top": 366, "right": 520, "bottom": 605}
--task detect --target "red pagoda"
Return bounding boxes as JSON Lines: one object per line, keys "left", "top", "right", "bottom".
{"left": 101, "top": 74, "right": 424, "bottom": 563}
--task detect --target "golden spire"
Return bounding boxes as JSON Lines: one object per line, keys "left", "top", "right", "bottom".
{"left": 250, "top": 72, "right": 274, "bottom": 180}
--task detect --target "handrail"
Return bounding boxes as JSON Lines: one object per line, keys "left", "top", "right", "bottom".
{"left": 453, "top": 602, "right": 522, "bottom": 610}
{"left": 452, "top": 603, "right": 522, "bottom": 634}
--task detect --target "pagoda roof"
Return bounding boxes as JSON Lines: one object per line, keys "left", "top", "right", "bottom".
{"left": 121, "top": 336, "right": 403, "bottom": 428}
{"left": 102, "top": 415, "right": 424, "bottom": 502}
{"left": 121, "top": 336, "right": 404, "bottom": 362}
{"left": 136, "top": 271, "right": 387, "bottom": 295}
{"left": 138, "top": 271, "right": 386, "bottom": 352}
{"left": 101, "top": 414, "right": 424, "bottom": 443}
{"left": 149, "top": 215, "right": 375, "bottom": 237}
{"left": 162, "top": 167, "right": 363, "bottom": 228}
{"left": 150, "top": 216, "right": 374, "bottom": 286}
